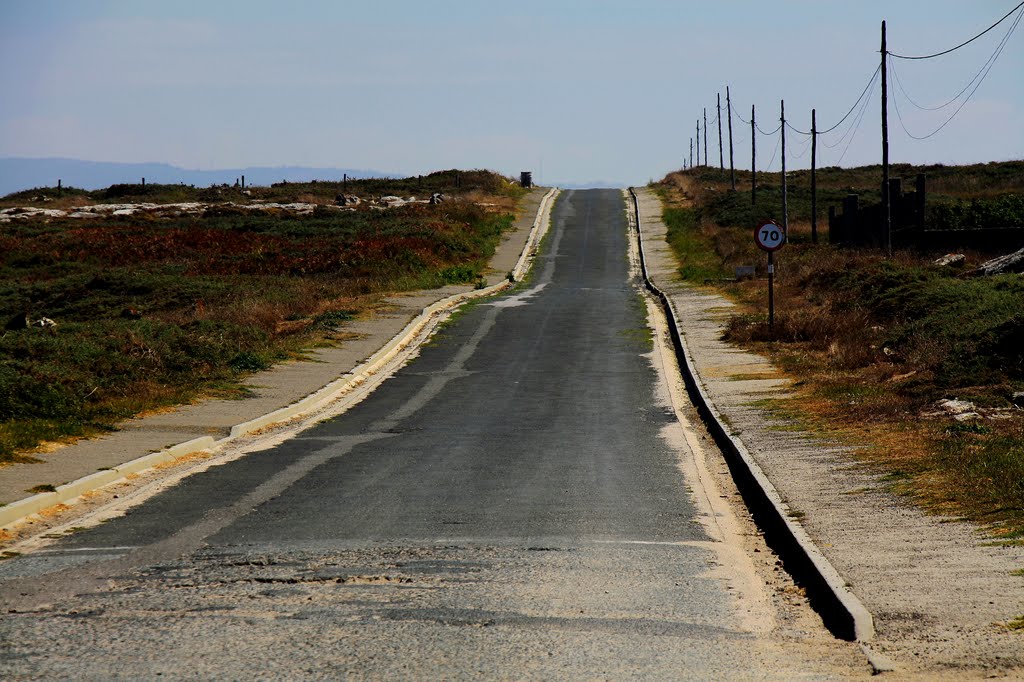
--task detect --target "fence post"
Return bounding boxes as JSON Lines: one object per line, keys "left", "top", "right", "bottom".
{"left": 915, "top": 173, "right": 927, "bottom": 233}
{"left": 889, "top": 177, "right": 903, "bottom": 242}
{"left": 843, "top": 194, "right": 859, "bottom": 245}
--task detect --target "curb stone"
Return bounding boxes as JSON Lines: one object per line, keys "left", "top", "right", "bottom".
{"left": 627, "top": 187, "right": 875, "bottom": 644}
{"left": 0, "top": 188, "right": 558, "bottom": 531}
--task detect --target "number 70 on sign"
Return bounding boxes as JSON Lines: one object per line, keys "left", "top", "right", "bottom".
{"left": 754, "top": 220, "right": 786, "bottom": 251}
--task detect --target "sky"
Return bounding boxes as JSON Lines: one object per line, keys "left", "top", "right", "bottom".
{"left": 1, "top": 0, "right": 1021, "bottom": 186}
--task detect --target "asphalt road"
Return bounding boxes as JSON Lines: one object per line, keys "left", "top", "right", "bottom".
{"left": 0, "top": 190, "right": 858, "bottom": 679}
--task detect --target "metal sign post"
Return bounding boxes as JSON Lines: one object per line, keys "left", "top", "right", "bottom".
{"left": 754, "top": 220, "right": 786, "bottom": 329}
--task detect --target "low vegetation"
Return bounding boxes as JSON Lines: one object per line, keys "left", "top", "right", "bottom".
{"left": 0, "top": 170, "right": 525, "bottom": 462}
{"left": 656, "top": 161, "right": 1024, "bottom": 538}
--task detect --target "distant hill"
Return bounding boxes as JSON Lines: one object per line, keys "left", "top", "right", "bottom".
{"left": 0, "top": 157, "right": 390, "bottom": 196}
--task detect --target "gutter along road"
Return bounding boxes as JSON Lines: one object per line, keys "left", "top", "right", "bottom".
{"left": 0, "top": 190, "right": 867, "bottom": 678}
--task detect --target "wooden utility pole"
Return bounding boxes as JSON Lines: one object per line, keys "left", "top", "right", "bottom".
{"left": 781, "top": 100, "right": 788, "bottom": 236}
{"left": 751, "top": 104, "right": 757, "bottom": 206}
{"left": 727, "top": 87, "right": 736, "bottom": 190}
{"left": 717, "top": 93, "right": 724, "bottom": 169}
{"left": 811, "top": 109, "right": 818, "bottom": 243}
{"left": 703, "top": 108, "right": 708, "bottom": 168}
{"left": 881, "top": 20, "right": 891, "bottom": 255}
{"left": 782, "top": 99, "right": 790, "bottom": 237}
{"left": 690, "top": 137, "right": 694, "bottom": 169}
{"left": 696, "top": 120, "right": 701, "bottom": 166}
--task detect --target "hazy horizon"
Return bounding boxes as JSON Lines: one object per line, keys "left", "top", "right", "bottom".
{"left": 2, "top": 1, "right": 1022, "bottom": 186}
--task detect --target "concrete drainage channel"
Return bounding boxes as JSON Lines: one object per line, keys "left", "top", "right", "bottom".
{"left": 0, "top": 188, "right": 559, "bottom": 532}
{"left": 627, "top": 188, "right": 876, "bottom": 647}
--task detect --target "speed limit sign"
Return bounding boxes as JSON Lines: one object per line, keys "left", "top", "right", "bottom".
{"left": 754, "top": 220, "right": 786, "bottom": 252}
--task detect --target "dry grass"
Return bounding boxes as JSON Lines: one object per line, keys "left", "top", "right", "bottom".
{"left": 0, "top": 172, "right": 524, "bottom": 463}
{"left": 657, "top": 161, "right": 1024, "bottom": 535}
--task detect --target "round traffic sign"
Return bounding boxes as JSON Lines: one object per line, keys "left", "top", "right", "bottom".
{"left": 754, "top": 220, "right": 786, "bottom": 251}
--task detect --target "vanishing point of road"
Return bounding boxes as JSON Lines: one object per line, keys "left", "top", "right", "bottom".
{"left": 0, "top": 190, "right": 865, "bottom": 679}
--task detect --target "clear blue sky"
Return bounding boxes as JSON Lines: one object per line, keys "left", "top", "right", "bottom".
{"left": 1, "top": 0, "right": 1021, "bottom": 186}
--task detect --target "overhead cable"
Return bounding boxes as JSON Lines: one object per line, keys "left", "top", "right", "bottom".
{"left": 765, "top": 131, "right": 782, "bottom": 171}
{"left": 788, "top": 131, "right": 814, "bottom": 160}
{"left": 834, "top": 77, "right": 875, "bottom": 165}
{"left": 889, "top": 7, "right": 1022, "bottom": 140}
{"left": 889, "top": 7, "right": 1021, "bottom": 112}
{"left": 889, "top": 1, "right": 1024, "bottom": 60}
{"left": 818, "top": 64, "right": 882, "bottom": 135}
{"left": 730, "top": 102, "right": 751, "bottom": 125}
{"left": 821, "top": 67, "right": 881, "bottom": 150}
{"left": 786, "top": 121, "right": 812, "bottom": 136}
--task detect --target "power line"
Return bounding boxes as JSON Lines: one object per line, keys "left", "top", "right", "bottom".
{"left": 889, "top": 1, "right": 1024, "bottom": 60}
{"left": 834, "top": 75, "right": 875, "bottom": 165}
{"left": 729, "top": 99, "right": 783, "bottom": 135}
{"left": 765, "top": 130, "right": 782, "bottom": 171}
{"left": 725, "top": 63, "right": 879, "bottom": 142}
{"left": 818, "top": 63, "right": 882, "bottom": 135}
{"left": 788, "top": 130, "right": 814, "bottom": 160}
{"left": 821, "top": 66, "right": 880, "bottom": 150}
{"left": 889, "top": 7, "right": 1022, "bottom": 140}
{"left": 889, "top": 60, "right": 957, "bottom": 111}
{"left": 889, "top": 7, "right": 1021, "bottom": 112}
{"left": 730, "top": 101, "right": 751, "bottom": 125}
{"left": 786, "top": 121, "right": 812, "bottom": 136}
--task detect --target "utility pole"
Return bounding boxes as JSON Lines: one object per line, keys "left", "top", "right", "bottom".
{"left": 881, "top": 20, "right": 891, "bottom": 255}
{"left": 726, "top": 87, "right": 736, "bottom": 190}
{"left": 690, "top": 137, "right": 694, "bottom": 170}
{"left": 811, "top": 108, "right": 818, "bottom": 243}
{"left": 696, "top": 120, "right": 701, "bottom": 167}
{"left": 751, "top": 104, "right": 757, "bottom": 206}
{"left": 703, "top": 107, "right": 708, "bottom": 168}
{"left": 717, "top": 93, "right": 724, "bottom": 169}
{"left": 781, "top": 100, "right": 788, "bottom": 236}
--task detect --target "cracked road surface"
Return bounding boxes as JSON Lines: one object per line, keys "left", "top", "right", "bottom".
{"left": 0, "top": 190, "right": 866, "bottom": 679}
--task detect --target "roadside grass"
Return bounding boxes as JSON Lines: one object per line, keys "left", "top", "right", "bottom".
{"left": 662, "top": 207, "right": 732, "bottom": 282}
{"left": 656, "top": 161, "right": 1024, "bottom": 535}
{"left": 0, "top": 172, "right": 525, "bottom": 463}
